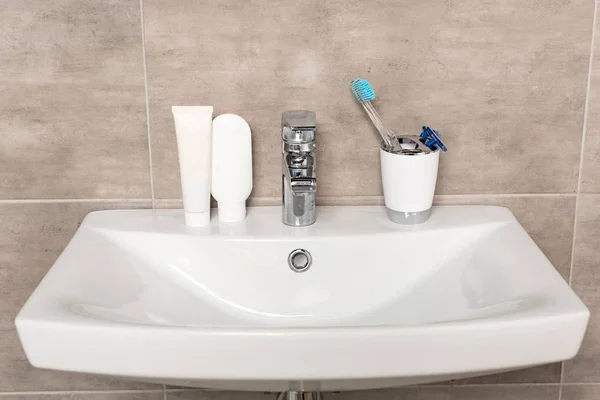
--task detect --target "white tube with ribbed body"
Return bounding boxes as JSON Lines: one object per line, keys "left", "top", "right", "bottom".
{"left": 172, "top": 106, "right": 213, "bottom": 227}
{"left": 211, "top": 114, "right": 252, "bottom": 222}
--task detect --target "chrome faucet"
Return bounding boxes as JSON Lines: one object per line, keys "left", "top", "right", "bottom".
{"left": 282, "top": 110, "right": 317, "bottom": 226}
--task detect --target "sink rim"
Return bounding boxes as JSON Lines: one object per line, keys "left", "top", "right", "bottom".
{"left": 17, "top": 206, "right": 585, "bottom": 330}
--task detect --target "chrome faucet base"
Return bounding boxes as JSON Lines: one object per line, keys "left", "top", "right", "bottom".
{"left": 282, "top": 196, "right": 317, "bottom": 226}
{"left": 386, "top": 208, "right": 431, "bottom": 225}
{"left": 282, "top": 110, "right": 317, "bottom": 227}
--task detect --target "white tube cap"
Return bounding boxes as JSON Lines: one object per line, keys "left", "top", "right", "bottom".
{"left": 218, "top": 202, "right": 246, "bottom": 222}
{"left": 185, "top": 211, "right": 210, "bottom": 227}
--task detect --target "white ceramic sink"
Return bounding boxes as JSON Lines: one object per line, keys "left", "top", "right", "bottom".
{"left": 16, "top": 206, "right": 589, "bottom": 391}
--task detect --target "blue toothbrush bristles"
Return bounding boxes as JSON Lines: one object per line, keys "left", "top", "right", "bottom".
{"left": 350, "top": 78, "right": 376, "bottom": 102}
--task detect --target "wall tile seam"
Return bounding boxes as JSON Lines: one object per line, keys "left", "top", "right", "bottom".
{"left": 0, "top": 199, "right": 155, "bottom": 204}
{"left": 155, "top": 194, "right": 581, "bottom": 202}
{"left": 163, "top": 384, "right": 557, "bottom": 393}
{"left": 560, "top": 0, "right": 598, "bottom": 397}
{"left": 163, "top": 383, "right": 600, "bottom": 391}
{"left": 6, "top": 382, "right": 600, "bottom": 396}
{"left": 139, "top": 0, "right": 156, "bottom": 209}
{"left": 0, "top": 193, "right": 590, "bottom": 205}
{"left": 0, "top": 390, "right": 164, "bottom": 396}
{"left": 568, "top": 0, "right": 598, "bottom": 289}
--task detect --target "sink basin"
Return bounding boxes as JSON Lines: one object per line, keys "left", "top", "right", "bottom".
{"left": 15, "top": 206, "right": 589, "bottom": 391}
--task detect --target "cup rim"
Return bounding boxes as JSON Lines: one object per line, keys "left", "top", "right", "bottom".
{"left": 380, "top": 141, "right": 440, "bottom": 156}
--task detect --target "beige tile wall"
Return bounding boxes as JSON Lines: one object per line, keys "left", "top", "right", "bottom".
{"left": 0, "top": 0, "right": 151, "bottom": 199}
{"left": 1, "top": 0, "right": 599, "bottom": 399}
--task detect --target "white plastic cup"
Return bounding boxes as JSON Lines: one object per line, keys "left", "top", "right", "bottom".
{"left": 380, "top": 146, "right": 440, "bottom": 224}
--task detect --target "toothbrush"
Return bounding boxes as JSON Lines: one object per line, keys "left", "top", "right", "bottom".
{"left": 350, "top": 78, "right": 401, "bottom": 151}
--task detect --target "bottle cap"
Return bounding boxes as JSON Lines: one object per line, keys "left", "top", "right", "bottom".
{"left": 218, "top": 202, "right": 246, "bottom": 223}
{"left": 184, "top": 211, "right": 210, "bottom": 227}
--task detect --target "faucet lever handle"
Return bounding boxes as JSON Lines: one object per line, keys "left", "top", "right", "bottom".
{"left": 290, "top": 178, "right": 317, "bottom": 194}
{"left": 282, "top": 110, "right": 316, "bottom": 130}
{"left": 282, "top": 110, "right": 316, "bottom": 143}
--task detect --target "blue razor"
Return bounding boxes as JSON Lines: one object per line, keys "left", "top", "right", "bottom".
{"left": 420, "top": 126, "right": 447, "bottom": 152}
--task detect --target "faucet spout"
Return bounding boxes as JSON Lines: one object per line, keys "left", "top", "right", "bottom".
{"left": 282, "top": 110, "right": 317, "bottom": 226}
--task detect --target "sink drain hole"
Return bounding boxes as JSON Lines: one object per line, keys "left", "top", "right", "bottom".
{"left": 288, "top": 249, "right": 312, "bottom": 273}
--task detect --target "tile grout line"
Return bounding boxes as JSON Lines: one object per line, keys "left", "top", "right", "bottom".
{"left": 164, "top": 383, "right": 590, "bottom": 391}
{"left": 162, "top": 382, "right": 600, "bottom": 392}
{"left": 2, "top": 382, "right": 600, "bottom": 396}
{"left": 164, "top": 385, "right": 555, "bottom": 392}
{"left": 0, "top": 390, "right": 165, "bottom": 396}
{"left": 139, "top": 0, "right": 156, "bottom": 209}
{"left": 155, "top": 193, "right": 578, "bottom": 202}
{"left": 433, "top": 193, "right": 577, "bottom": 198}
{"left": 569, "top": 0, "right": 598, "bottom": 289}
{"left": 0, "top": 193, "right": 583, "bottom": 205}
{"left": 569, "top": 0, "right": 598, "bottom": 288}
{"left": 559, "top": 374, "right": 564, "bottom": 400}
{"left": 437, "top": 382, "right": 600, "bottom": 387}
{"left": 561, "top": 0, "right": 598, "bottom": 396}
{"left": 2, "top": 383, "right": 600, "bottom": 396}
{"left": 0, "top": 198, "right": 154, "bottom": 204}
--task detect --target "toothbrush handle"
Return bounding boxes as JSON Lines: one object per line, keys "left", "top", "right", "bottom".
{"left": 362, "top": 103, "right": 392, "bottom": 148}
{"left": 365, "top": 102, "right": 396, "bottom": 144}
{"left": 362, "top": 101, "right": 398, "bottom": 149}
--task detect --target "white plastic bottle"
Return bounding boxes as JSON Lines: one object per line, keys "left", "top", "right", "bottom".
{"left": 211, "top": 114, "right": 252, "bottom": 222}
